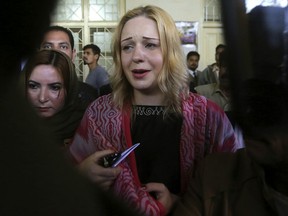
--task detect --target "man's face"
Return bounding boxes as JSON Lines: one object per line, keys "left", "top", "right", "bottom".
{"left": 215, "top": 47, "right": 225, "bottom": 64}
{"left": 83, "top": 48, "right": 98, "bottom": 65}
{"left": 40, "top": 30, "right": 76, "bottom": 62}
{"left": 187, "top": 55, "right": 199, "bottom": 71}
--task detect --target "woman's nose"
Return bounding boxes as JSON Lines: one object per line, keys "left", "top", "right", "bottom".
{"left": 39, "top": 89, "right": 49, "bottom": 103}
{"left": 132, "top": 45, "right": 144, "bottom": 63}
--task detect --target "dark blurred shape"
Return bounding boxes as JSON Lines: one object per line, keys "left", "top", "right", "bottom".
{"left": 0, "top": 1, "right": 139, "bottom": 215}
{"left": 240, "top": 79, "right": 288, "bottom": 127}
{"left": 0, "top": 1, "right": 58, "bottom": 77}
{"left": 221, "top": 2, "right": 288, "bottom": 136}
{"left": 248, "top": 6, "right": 285, "bottom": 84}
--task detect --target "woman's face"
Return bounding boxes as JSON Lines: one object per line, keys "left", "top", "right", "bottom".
{"left": 27, "top": 65, "right": 66, "bottom": 118}
{"left": 120, "top": 16, "right": 163, "bottom": 95}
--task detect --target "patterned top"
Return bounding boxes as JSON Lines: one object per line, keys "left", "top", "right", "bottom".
{"left": 69, "top": 93, "right": 241, "bottom": 216}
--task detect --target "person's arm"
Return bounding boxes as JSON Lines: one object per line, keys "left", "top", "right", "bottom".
{"left": 68, "top": 99, "right": 122, "bottom": 190}
{"left": 96, "top": 67, "right": 110, "bottom": 88}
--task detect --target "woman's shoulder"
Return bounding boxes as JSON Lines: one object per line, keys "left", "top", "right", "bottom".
{"left": 90, "top": 93, "right": 112, "bottom": 105}
{"left": 183, "top": 92, "right": 227, "bottom": 119}
{"left": 183, "top": 92, "right": 207, "bottom": 108}
{"left": 181, "top": 93, "right": 208, "bottom": 120}
{"left": 87, "top": 94, "right": 119, "bottom": 113}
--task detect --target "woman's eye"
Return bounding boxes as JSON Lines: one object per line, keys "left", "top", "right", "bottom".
{"left": 28, "top": 81, "right": 38, "bottom": 89}
{"left": 122, "top": 44, "right": 133, "bottom": 51}
{"left": 50, "top": 84, "right": 62, "bottom": 91}
{"left": 145, "top": 43, "right": 159, "bottom": 49}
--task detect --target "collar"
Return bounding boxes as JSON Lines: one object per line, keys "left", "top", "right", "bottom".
{"left": 188, "top": 69, "right": 196, "bottom": 77}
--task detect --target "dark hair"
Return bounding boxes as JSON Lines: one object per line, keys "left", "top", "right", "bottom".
{"left": 186, "top": 51, "right": 200, "bottom": 61}
{"left": 83, "top": 44, "right": 101, "bottom": 55}
{"left": 219, "top": 50, "right": 228, "bottom": 67}
{"left": 43, "top": 25, "right": 75, "bottom": 49}
{"left": 216, "top": 44, "right": 226, "bottom": 52}
{"left": 23, "top": 49, "right": 78, "bottom": 105}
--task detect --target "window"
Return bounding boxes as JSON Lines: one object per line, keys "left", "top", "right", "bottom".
{"left": 204, "top": 0, "right": 221, "bottom": 22}
{"left": 51, "top": 0, "right": 123, "bottom": 80}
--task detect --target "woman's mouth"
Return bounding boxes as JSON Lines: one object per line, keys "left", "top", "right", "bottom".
{"left": 132, "top": 69, "right": 150, "bottom": 78}
{"left": 37, "top": 107, "right": 50, "bottom": 112}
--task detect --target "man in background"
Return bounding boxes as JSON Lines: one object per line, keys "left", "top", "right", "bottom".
{"left": 40, "top": 26, "right": 98, "bottom": 104}
{"left": 83, "top": 44, "right": 110, "bottom": 92}
{"left": 197, "top": 44, "right": 226, "bottom": 85}
{"left": 195, "top": 50, "right": 231, "bottom": 112}
{"left": 186, "top": 51, "right": 201, "bottom": 91}
{"left": 40, "top": 25, "right": 77, "bottom": 61}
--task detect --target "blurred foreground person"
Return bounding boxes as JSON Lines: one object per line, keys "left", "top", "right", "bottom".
{"left": 0, "top": 1, "right": 138, "bottom": 215}
{"left": 172, "top": 4, "right": 288, "bottom": 216}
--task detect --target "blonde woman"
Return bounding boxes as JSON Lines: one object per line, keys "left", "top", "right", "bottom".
{"left": 69, "top": 5, "right": 241, "bottom": 216}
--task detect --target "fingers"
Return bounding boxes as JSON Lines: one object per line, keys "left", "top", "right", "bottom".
{"left": 144, "top": 182, "right": 178, "bottom": 213}
{"left": 92, "top": 165, "right": 121, "bottom": 190}
{"left": 91, "top": 149, "right": 116, "bottom": 163}
{"left": 97, "top": 166, "right": 122, "bottom": 179}
{"left": 76, "top": 150, "right": 122, "bottom": 190}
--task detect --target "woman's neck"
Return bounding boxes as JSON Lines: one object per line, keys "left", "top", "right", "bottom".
{"left": 132, "top": 89, "right": 164, "bottom": 106}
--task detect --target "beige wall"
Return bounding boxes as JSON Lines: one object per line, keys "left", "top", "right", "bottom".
{"left": 126, "top": 0, "right": 203, "bottom": 21}
{"left": 125, "top": 0, "right": 224, "bottom": 70}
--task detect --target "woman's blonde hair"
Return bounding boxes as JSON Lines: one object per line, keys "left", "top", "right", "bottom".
{"left": 110, "top": 5, "right": 188, "bottom": 115}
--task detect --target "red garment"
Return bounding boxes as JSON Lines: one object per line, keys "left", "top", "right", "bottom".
{"left": 69, "top": 93, "right": 240, "bottom": 216}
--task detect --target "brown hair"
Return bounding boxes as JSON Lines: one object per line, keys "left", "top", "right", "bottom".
{"left": 23, "top": 49, "right": 78, "bottom": 105}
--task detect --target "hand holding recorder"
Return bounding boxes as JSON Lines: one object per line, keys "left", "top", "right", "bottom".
{"left": 77, "top": 144, "right": 140, "bottom": 190}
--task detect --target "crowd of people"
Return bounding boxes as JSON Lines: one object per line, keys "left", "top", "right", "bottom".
{"left": 2, "top": 1, "right": 288, "bottom": 216}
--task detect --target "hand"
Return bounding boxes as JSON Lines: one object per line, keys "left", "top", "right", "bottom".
{"left": 77, "top": 149, "right": 122, "bottom": 190}
{"left": 144, "top": 182, "right": 179, "bottom": 214}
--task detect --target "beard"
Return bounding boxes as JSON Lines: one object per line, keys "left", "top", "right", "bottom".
{"left": 189, "top": 65, "right": 197, "bottom": 71}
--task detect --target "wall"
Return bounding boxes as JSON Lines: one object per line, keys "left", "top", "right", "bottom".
{"left": 125, "top": 0, "right": 224, "bottom": 70}
{"left": 126, "top": 0, "right": 203, "bottom": 21}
